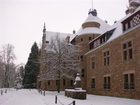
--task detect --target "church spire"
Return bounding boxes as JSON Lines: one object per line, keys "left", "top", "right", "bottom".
{"left": 42, "top": 22, "right": 46, "bottom": 50}
{"left": 43, "top": 22, "right": 46, "bottom": 33}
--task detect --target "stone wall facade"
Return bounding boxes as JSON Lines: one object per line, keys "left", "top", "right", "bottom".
{"left": 38, "top": 79, "right": 74, "bottom": 91}
{"left": 74, "top": 34, "right": 99, "bottom": 90}
{"left": 85, "top": 26, "right": 140, "bottom": 99}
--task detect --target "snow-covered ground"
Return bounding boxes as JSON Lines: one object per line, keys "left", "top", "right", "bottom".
{"left": 0, "top": 89, "right": 140, "bottom": 105}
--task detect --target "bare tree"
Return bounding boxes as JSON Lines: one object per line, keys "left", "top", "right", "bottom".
{"left": 0, "top": 55, "right": 5, "bottom": 88}
{"left": 40, "top": 35, "right": 81, "bottom": 92}
{"left": 0, "top": 44, "right": 16, "bottom": 88}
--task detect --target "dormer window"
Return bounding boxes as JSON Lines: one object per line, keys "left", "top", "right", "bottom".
{"left": 122, "top": 10, "right": 140, "bottom": 32}
{"left": 132, "top": 14, "right": 140, "bottom": 26}
{"left": 89, "top": 28, "right": 115, "bottom": 50}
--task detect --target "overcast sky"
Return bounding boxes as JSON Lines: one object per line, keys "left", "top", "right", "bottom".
{"left": 0, "top": 0, "right": 129, "bottom": 64}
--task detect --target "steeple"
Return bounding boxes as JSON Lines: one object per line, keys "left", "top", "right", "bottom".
{"left": 42, "top": 22, "right": 46, "bottom": 50}
{"left": 43, "top": 23, "right": 46, "bottom": 33}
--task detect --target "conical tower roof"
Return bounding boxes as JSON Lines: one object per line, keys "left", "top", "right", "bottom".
{"left": 76, "top": 9, "right": 110, "bottom": 36}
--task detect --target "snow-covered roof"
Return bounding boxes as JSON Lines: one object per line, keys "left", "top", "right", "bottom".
{"left": 107, "top": 6, "right": 140, "bottom": 43}
{"left": 85, "top": 7, "right": 140, "bottom": 55}
{"left": 45, "top": 44, "right": 55, "bottom": 53}
{"left": 46, "top": 31, "right": 75, "bottom": 41}
{"left": 76, "top": 13, "right": 111, "bottom": 36}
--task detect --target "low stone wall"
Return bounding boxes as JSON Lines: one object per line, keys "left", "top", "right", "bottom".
{"left": 65, "top": 89, "right": 87, "bottom": 100}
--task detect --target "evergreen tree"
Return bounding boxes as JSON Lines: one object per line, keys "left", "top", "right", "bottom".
{"left": 23, "top": 42, "right": 39, "bottom": 88}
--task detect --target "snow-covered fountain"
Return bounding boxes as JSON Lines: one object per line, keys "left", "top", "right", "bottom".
{"left": 65, "top": 73, "right": 87, "bottom": 99}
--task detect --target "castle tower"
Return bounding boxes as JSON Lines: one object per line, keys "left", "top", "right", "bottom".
{"left": 82, "top": 9, "right": 100, "bottom": 31}
{"left": 71, "top": 9, "right": 110, "bottom": 90}
{"left": 126, "top": 0, "right": 140, "bottom": 14}
{"left": 38, "top": 23, "right": 47, "bottom": 90}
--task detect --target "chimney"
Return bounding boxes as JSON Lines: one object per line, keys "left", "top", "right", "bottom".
{"left": 73, "top": 30, "right": 76, "bottom": 34}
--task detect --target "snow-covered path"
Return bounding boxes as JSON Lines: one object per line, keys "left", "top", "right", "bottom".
{"left": 0, "top": 89, "right": 140, "bottom": 105}
{"left": 0, "top": 89, "right": 46, "bottom": 105}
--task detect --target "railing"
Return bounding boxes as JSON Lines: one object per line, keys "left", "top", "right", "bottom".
{"left": 38, "top": 89, "right": 76, "bottom": 105}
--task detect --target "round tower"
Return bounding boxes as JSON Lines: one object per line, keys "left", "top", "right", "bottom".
{"left": 75, "top": 9, "right": 110, "bottom": 53}
{"left": 82, "top": 9, "right": 100, "bottom": 29}
{"left": 73, "top": 9, "right": 110, "bottom": 90}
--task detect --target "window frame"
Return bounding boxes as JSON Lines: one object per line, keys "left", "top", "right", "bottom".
{"left": 103, "top": 50, "right": 110, "bottom": 66}
{"left": 122, "top": 40, "right": 133, "bottom": 61}
{"left": 123, "top": 73, "right": 135, "bottom": 90}
{"left": 91, "top": 78, "right": 96, "bottom": 88}
{"left": 103, "top": 75, "right": 111, "bottom": 90}
{"left": 91, "top": 56, "right": 96, "bottom": 69}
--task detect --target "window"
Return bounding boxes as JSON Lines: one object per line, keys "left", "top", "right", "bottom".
{"left": 124, "top": 73, "right": 135, "bottom": 90}
{"left": 56, "top": 80, "right": 59, "bottom": 86}
{"left": 103, "top": 50, "right": 110, "bottom": 66}
{"left": 89, "top": 37, "right": 92, "bottom": 40}
{"left": 130, "top": 20, "right": 133, "bottom": 28}
{"left": 81, "top": 38, "right": 83, "bottom": 41}
{"left": 123, "top": 41, "right": 133, "bottom": 61}
{"left": 97, "top": 39, "right": 100, "bottom": 46}
{"left": 80, "top": 55, "right": 83, "bottom": 61}
{"left": 63, "top": 79, "right": 65, "bottom": 86}
{"left": 124, "top": 74, "right": 129, "bottom": 89}
{"left": 123, "top": 13, "right": 140, "bottom": 31}
{"left": 104, "top": 76, "right": 111, "bottom": 90}
{"left": 81, "top": 69, "right": 85, "bottom": 77}
{"left": 70, "top": 80, "right": 73, "bottom": 86}
{"left": 91, "top": 57, "right": 95, "bottom": 69}
{"left": 125, "top": 23, "right": 129, "bottom": 30}
{"left": 91, "top": 78, "right": 96, "bottom": 88}
{"left": 92, "top": 62, "right": 95, "bottom": 69}
{"left": 48, "top": 80, "right": 50, "bottom": 86}
{"left": 132, "top": 14, "right": 140, "bottom": 27}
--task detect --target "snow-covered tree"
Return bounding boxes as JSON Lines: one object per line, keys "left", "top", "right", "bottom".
{"left": 8, "top": 63, "right": 16, "bottom": 87}
{"left": 0, "top": 44, "right": 16, "bottom": 88}
{"left": 40, "top": 35, "right": 81, "bottom": 92}
{"left": 23, "top": 42, "right": 40, "bottom": 88}
{"left": 15, "top": 66, "right": 25, "bottom": 89}
{"left": 0, "top": 55, "right": 5, "bottom": 88}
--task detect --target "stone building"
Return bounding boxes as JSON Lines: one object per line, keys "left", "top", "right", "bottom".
{"left": 37, "top": 25, "right": 80, "bottom": 91}
{"left": 71, "top": 9, "right": 111, "bottom": 90}
{"left": 38, "top": 0, "right": 140, "bottom": 99}
{"left": 71, "top": 0, "right": 140, "bottom": 99}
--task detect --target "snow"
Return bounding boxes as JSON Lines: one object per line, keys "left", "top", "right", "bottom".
{"left": 0, "top": 89, "right": 140, "bottom": 105}
{"left": 46, "top": 31, "right": 75, "bottom": 42}
{"left": 65, "top": 89, "right": 86, "bottom": 92}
